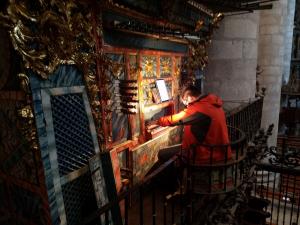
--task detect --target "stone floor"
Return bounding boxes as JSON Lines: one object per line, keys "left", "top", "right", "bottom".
{"left": 266, "top": 199, "right": 300, "bottom": 225}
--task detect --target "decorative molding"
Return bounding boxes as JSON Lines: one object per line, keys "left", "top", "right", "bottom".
{"left": 265, "top": 146, "right": 300, "bottom": 168}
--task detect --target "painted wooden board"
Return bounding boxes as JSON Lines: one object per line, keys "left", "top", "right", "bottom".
{"left": 130, "top": 126, "right": 182, "bottom": 183}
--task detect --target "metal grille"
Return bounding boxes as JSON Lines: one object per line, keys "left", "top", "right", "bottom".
{"left": 51, "top": 93, "right": 95, "bottom": 176}
{"left": 61, "top": 172, "right": 99, "bottom": 225}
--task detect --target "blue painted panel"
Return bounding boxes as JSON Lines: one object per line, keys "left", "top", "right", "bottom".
{"left": 30, "top": 65, "right": 99, "bottom": 225}
{"left": 30, "top": 65, "right": 84, "bottom": 91}
{"left": 106, "top": 54, "right": 130, "bottom": 143}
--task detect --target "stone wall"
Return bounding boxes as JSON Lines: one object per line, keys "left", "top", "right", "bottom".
{"left": 204, "top": 13, "right": 260, "bottom": 111}
{"left": 258, "top": 0, "right": 295, "bottom": 146}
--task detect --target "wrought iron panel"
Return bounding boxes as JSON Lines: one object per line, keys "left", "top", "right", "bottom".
{"left": 51, "top": 93, "right": 96, "bottom": 176}
{"left": 61, "top": 172, "right": 99, "bottom": 225}
{"left": 29, "top": 67, "right": 101, "bottom": 225}
{"left": 37, "top": 82, "right": 100, "bottom": 225}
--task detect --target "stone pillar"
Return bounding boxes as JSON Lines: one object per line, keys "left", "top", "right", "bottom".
{"left": 258, "top": 0, "right": 295, "bottom": 146}
{"left": 204, "top": 13, "right": 260, "bottom": 111}
{"left": 283, "top": 0, "right": 296, "bottom": 84}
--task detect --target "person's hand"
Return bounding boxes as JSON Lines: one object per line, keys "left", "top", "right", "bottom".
{"left": 146, "top": 119, "right": 159, "bottom": 127}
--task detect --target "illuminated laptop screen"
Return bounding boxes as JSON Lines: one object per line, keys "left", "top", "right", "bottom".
{"left": 155, "top": 79, "right": 170, "bottom": 102}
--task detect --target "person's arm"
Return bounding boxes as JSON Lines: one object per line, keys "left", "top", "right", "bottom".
{"left": 158, "top": 109, "right": 190, "bottom": 126}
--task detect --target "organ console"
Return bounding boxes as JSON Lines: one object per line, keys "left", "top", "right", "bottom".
{"left": 102, "top": 47, "right": 184, "bottom": 153}
{"left": 144, "top": 104, "right": 175, "bottom": 140}
{"left": 146, "top": 123, "right": 168, "bottom": 140}
{"left": 143, "top": 78, "right": 177, "bottom": 140}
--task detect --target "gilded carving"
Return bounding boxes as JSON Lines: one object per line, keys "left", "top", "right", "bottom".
{"left": 174, "top": 57, "right": 181, "bottom": 77}
{"left": 0, "top": 0, "right": 119, "bottom": 150}
{"left": 187, "top": 13, "right": 224, "bottom": 72}
{"left": 160, "top": 56, "right": 172, "bottom": 77}
{"left": 16, "top": 74, "right": 40, "bottom": 153}
{"left": 84, "top": 70, "right": 106, "bottom": 150}
{"left": 0, "top": 0, "right": 99, "bottom": 78}
{"left": 142, "top": 56, "right": 157, "bottom": 78}
{"left": 129, "top": 54, "right": 139, "bottom": 80}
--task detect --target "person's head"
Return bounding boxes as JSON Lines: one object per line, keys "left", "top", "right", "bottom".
{"left": 181, "top": 85, "right": 201, "bottom": 106}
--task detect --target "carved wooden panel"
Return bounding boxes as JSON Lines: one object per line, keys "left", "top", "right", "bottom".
{"left": 106, "top": 53, "right": 130, "bottom": 144}
{"left": 130, "top": 126, "right": 182, "bottom": 183}
{"left": 160, "top": 56, "right": 172, "bottom": 77}
{"left": 142, "top": 55, "right": 157, "bottom": 78}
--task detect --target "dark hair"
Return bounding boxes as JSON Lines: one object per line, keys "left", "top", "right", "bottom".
{"left": 182, "top": 85, "right": 201, "bottom": 98}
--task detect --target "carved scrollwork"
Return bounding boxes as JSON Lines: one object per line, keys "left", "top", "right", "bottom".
{"left": 84, "top": 70, "right": 107, "bottom": 150}
{"left": 248, "top": 124, "right": 300, "bottom": 168}
{"left": 265, "top": 146, "right": 300, "bottom": 168}
{"left": 187, "top": 13, "right": 224, "bottom": 72}
{"left": 208, "top": 190, "right": 246, "bottom": 225}
{"left": 16, "top": 73, "right": 40, "bottom": 151}
{"left": 0, "top": 0, "right": 101, "bottom": 78}
{"left": 0, "top": 0, "right": 120, "bottom": 150}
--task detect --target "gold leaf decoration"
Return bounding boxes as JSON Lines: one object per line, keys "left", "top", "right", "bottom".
{"left": 195, "top": 19, "right": 204, "bottom": 32}
{"left": 160, "top": 56, "right": 172, "bottom": 76}
{"left": 0, "top": 0, "right": 101, "bottom": 78}
{"left": 18, "top": 105, "right": 34, "bottom": 118}
{"left": 16, "top": 74, "right": 41, "bottom": 163}
{"left": 142, "top": 56, "right": 156, "bottom": 78}
{"left": 0, "top": 0, "right": 113, "bottom": 150}
{"left": 188, "top": 13, "right": 224, "bottom": 71}
{"left": 18, "top": 73, "right": 31, "bottom": 93}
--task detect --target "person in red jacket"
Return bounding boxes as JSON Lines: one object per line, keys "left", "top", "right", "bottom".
{"left": 147, "top": 85, "right": 233, "bottom": 193}
{"left": 156, "top": 85, "right": 232, "bottom": 165}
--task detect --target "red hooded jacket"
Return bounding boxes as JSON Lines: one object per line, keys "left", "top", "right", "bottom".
{"left": 158, "top": 94, "right": 231, "bottom": 164}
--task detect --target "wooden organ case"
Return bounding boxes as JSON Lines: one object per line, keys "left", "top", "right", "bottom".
{"left": 102, "top": 43, "right": 186, "bottom": 182}
{"left": 99, "top": 2, "right": 196, "bottom": 183}
{"left": 103, "top": 46, "right": 185, "bottom": 146}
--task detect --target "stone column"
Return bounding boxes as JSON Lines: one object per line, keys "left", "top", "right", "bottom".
{"left": 204, "top": 13, "right": 260, "bottom": 111}
{"left": 282, "top": 0, "right": 296, "bottom": 85}
{"left": 258, "top": 0, "right": 295, "bottom": 146}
